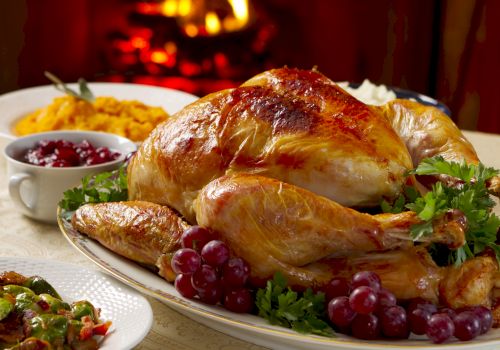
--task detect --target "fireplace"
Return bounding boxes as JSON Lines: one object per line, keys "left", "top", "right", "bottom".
{"left": 99, "top": 0, "right": 275, "bottom": 95}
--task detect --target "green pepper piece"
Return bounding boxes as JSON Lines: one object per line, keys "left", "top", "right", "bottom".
{"left": 15, "top": 292, "right": 40, "bottom": 313}
{"left": 39, "top": 294, "right": 70, "bottom": 314}
{"left": 71, "top": 301, "right": 97, "bottom": 322}
{"left": 24, "top": 276, "right": 61, "bottom": 299}
{"left": 2, "top": 285, "right": 35, "bottom": 297}
{"left": 0, "top": 297, "right": 14, "bottom": 321}
{"left": 29, "top": 314, "right": 68, "bottom": 345}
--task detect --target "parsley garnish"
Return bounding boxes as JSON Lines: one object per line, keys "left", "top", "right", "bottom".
{"left": 383, "top": 156, "right": 500, "bottom": 266}
{"left": 255, "top": 272, "right": 334, "bottom": 337}
{"left": 59, "top": 166, "right": 128, "bottom": 212}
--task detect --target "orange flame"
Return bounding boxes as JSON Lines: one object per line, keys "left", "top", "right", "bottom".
{"left": 153, "top": 0, "right": 251, "bottom": 37}
{"left": 205, "top": 11, "right": 222, "bottom": 35}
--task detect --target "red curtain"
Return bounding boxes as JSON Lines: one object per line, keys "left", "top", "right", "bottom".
{"left": 436, "top": 0, "right": 500, "bottom": 133}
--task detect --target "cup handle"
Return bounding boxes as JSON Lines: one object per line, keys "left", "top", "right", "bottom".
{"left": 9, "top": 173, "right": 35, "bottom": 213}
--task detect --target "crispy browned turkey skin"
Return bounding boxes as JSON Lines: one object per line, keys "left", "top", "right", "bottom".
{"left": 72, "top": 198, "right": 496, "bottom": 308}
{"left": 73, "top": 67, "right": 499, "bottom": 312}
{"left": 127, "top": 68, "right": 414, "bottom": 222}
{"left": 72, "top": 201, "right": 188, "bottom": 268}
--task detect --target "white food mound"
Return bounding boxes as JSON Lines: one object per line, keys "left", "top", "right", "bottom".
{"left": 337, "top": 79, "right": 397, "bottom": 106}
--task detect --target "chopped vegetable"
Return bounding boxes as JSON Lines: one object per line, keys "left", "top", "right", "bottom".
{"left": 0, "top": 298, "right": 14, "bottom": 321}
{"left": 255, "top": 272, "right": 334, "bottom": 337}
{"left": 72, "top": 301, "right": 98, "bottom": 322}
{"left": 24, "top": 276, "right": 62, "bottom": 299}
{"left": 0, "top": 271, "right": 111, "bottom": 349}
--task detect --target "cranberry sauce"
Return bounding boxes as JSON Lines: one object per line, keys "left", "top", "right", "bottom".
{"left": 22, "top": 139, "right": 120, "bottom": 167}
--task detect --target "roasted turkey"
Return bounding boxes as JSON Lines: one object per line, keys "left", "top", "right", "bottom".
{"left": 73, "top": 67, "right": 500, "bottom": 311}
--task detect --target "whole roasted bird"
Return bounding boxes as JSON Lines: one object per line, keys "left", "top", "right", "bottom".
{"left": 72, "top": 67, "right": 500, "bottom": 310}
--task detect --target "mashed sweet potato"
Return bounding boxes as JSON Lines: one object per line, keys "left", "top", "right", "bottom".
{"left": 14, "top": 95, "right": 169, "bottom": 142}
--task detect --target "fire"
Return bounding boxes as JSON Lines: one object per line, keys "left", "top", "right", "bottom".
{"left": 161, "top": 0, "right": 177, "bottom": 16}
{"left": 205, "top": 11, "right": 221, "bottom": 35}
{"left": 142, "top": 0, "right": 252, "bottom": 37}
{"left": 229, "top": 0, "right": 249, "bottom": 23}
{"left": 178, "top": 0, "right": 191, "bottom": 16}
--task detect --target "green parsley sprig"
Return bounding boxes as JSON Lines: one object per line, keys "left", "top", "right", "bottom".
{"left": 382, "top": 156, "right": 500, "bottom": 266}
{"left": 255, "top": 272, "right": 334, "bottom": 337}
{"left": 59, "top": 166, "right": 128, "bottom": 213}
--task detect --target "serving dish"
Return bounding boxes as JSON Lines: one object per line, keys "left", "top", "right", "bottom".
{"left": 3, "top": 130, "right": 137, "bottom": 223}
{"left": 0, "top": 82, "right": 199, "bottom": 155}
{"left": 339, "top": 81, "right": 451, "bottom": 115}
{"left": 58, "top": 212, "right": 500, "bottom": 350}
{"left": 0, "top": 256, "right": 153, "bottom": 350}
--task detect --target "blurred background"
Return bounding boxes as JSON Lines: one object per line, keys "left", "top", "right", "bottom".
{"left": 1, "top": 0, "right": 499, "bottom": 133}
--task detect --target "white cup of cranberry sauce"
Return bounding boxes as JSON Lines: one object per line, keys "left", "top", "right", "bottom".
{"left": 3, "top": 130, "right": 137, "bottom": 224}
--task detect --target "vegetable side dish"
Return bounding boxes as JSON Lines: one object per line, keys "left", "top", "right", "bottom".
{"left": 0, "top": 271, "right": 111, "bottom": 350}
{"left": 14, "top": 96, "right": 169, "bottom": 142}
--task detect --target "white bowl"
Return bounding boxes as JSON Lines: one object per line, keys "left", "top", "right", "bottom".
{"left": 0, "top": 82, "right": 199, "bottom": 163}
{"left": 3, "top": 130, "right": 137, "bottom": 224}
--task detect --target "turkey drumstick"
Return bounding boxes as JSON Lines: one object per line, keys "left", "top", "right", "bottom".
{"left": 71, "top": 196, "right": 493, "bottom": 307}
{"left": 194, "top": 173, "right": 465, "bottom": 285}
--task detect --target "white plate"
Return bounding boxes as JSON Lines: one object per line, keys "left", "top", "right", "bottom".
{"left": 0, "top": 82, "right": 199, "bottom": 154}
{"left": 58, "top": 214, "right": 500, "bottom": 350}
{"left": 0, "top": 256, "right": 153, "bottom": 350}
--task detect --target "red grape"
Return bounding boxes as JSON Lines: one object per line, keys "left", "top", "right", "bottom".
{"left": 223, "top": 288, "right": 253, "bottom": 313}
{"left": 468, "top": 306, "right": 493, "bottom": 334}
{"left": 351, "top": 314, "right": 380, "bottom": 340}
{"left": 453, "top": 311, "right": 481, "bottom": 341}
{"left": 222, "top": 258, "right": 250, "bottom": 288}
{"left": 376, "top": 288, "right": 396, "bottom": 314}
{"left": 426, "top": 314, "right": 454, "bottom": 344}
{"left": 327, "top": 296, "right": 356, "bottom": 327}
{"left": 174, "top": 273, "right": 197, "bottom": 299}
{"left": 437, "top": 307, "right": 457, "bottom": 321}
{"left": 409, "top": 308, "right": 431, "bottom": 335}
{"left": 380, "top": 305, "right": 409, "bottom": 338}
{"left": 198, "top": 283, "right": 223, "bottom": 305}
{"left": 191, "top": 264, "right": 218, "bottom": 292}
{"left": 407, "top": 298, "right": 437, "bottom": 315}
{"left": 201, "top": 240, "right": 230, "bottom": 267}
{"left": 349, "top": 286, "right": 378, "bottom": 314}
{"left": 351, "top": 271, "right": 381, "bottom": 291}
{"left": 181, "top": 226, "right": 213, "bottom": 252}
{"left": 322, "top": 277, "right": 351, "bottom": 302}
{"left": 170, "top": 248, "right": 201, "bottom": 274}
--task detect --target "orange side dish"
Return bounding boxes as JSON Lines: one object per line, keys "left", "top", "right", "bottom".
{"left": 14, "top": 95, "right": 169, "bottom": 142}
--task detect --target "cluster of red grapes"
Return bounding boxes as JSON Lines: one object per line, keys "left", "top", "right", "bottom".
{"left": 171, "top": 226, "right": 253, "bottom": 313}
{"left": 325, "top": 271, "right": 493, "bottom": 343}
{"left": 23, "top": 139, "right": 120, "bottom": 167}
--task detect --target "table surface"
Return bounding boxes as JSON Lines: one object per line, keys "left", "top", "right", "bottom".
{"left": 1, "top": 130, "right": 499, "bottom": 350}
